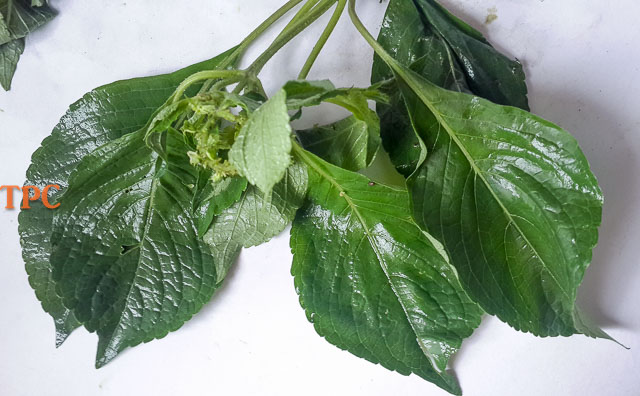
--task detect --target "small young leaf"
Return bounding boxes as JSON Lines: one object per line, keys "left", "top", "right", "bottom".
{"left": 18, "top": 48, "right": 239, "bottom": 346}
{"left": 229, "top": 89, "right": 292, "bottom": 192}
{"left": 0, "top": 37, "right": 24, "bottom": 90}
{"left": 285, "top": 79, "right": 383, "bottom": 171}
{"left": 283, "top": 79, "right": 337, "bottom": 109}
{"left": 291, "top": 148, "right": 483, "bottom": 395}
{"left": 283, "top": 79, "right": 386, "bottom": 110}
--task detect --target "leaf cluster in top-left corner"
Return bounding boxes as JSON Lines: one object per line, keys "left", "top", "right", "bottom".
{"left": 0, "top": 0, "right": 56, "bottom": 90}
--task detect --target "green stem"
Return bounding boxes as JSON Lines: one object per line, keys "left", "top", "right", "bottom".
{"left": 298, "top": 0, "right": 346, "bottom": 79}
{"left": 246, "top": 0, "right": 338, "bottom": 76}
{"left": 196, "top": 0, "right": 305, "bottom": 95}
{"left": 221, "top": 0, "right": 307, "bottom": 69}
{"left": 347, "top": 0, "right": 388, "bottom": 58}
{"left": 172, "top": 70, "right": 246, "bottom": 102}
{"left": 278, "top": 0, "right": 322, "bottom": 39}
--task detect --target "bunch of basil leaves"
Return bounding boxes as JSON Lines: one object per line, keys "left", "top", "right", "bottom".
{"left": 18, "top": 0, "right": 616, "bottom": 394}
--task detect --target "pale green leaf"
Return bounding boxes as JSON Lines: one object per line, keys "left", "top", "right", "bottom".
{"left": 229, "top": 89, "right": 292, "bottom": 192}
{"left": 204, "top": 161, "right": 308, "bottom": 282}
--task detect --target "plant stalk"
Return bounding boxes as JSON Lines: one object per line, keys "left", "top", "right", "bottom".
{"left": 298, "top": 0, "right": 346, "bottom": 79}
{"left": 246, "top": 0, "right": 338, "bottom": 76}
{"left": 221, "top": 0, "right": 307, "bottom": 69}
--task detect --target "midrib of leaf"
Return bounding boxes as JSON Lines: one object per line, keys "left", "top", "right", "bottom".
{"left": 6, "top": 1, "right": 14, "bottom": 25}
{"left": 394, "top": 65, "right": 573, "bottom": 304}
{"left": 293, "top": 143, "right": 447, "bottom": 373}
{"left": 440, "top": 36, "right": 464, "bottom": 93}
{"left": 103, "top": 152, "right": 161, "bottom": 353}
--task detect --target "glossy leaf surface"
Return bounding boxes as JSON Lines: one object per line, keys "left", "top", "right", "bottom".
{"left": 378, "top": 47, "right": 605, "bottom": 336}
{"left": 18, "top": 48, "right": 238, "bottom": 345}
{"left": 413, "top": 0, "right": 528, "bottom": 108}
{"left": 49, "top": 129, "right": 219, "bottom": 367}
{"left": 291, "top": 148, "right": 483, "bottom": 395}
{"left": 372, "top": 0, "right": 528, "bottom": 176}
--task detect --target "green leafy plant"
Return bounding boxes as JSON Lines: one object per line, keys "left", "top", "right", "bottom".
{"left": 19, "top": 0, "right": 618, "bottom": 394}
{"left": 0, "top": 0, "right": 56, "bottom": 90}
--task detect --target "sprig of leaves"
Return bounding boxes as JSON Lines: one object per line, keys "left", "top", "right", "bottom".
{"left": 18, "top": 0, "right": 619, "bottom": 394}
{"left": 0, "top": 0, "right": 56, "bottom": 90}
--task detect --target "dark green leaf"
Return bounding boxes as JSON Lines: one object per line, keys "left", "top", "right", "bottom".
{"left": 18, "top": 48, "right": 239, "bottom": 345}
{"left": 0, "top": 37, "right": 23, "bottom": 90}
{"left": 49, "top": 129, "right": 221, "bottom": 367}
{"left": 296, "top": 114, "right": 379, "bottom": 172}
{"left": 372, "top": 0, "right": 528, "bottom": 176}
{"left": 414, "top": 0, "right": 528, "bottom": 109}
{"left": 229, "top": 89, "right": 292, "bottom": 192}
{"left": 291, "top": 147, "right": 483, "bottom": 395}
{"left": 378, "top": 47, "right": 607, "bottom": 337}
{"left": 204, "top": 161, "right": 308, "bottom": 282}
{"left": 0, "top": 0, "right": 56, "bottom": 45}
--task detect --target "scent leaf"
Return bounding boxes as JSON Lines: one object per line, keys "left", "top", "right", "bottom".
{"left": 49, "top": 129, "right": 223, "bottom": 367}
{"left": 203, "top": 161, "right": 307, "bottom": 281}
{"left": 229, "top": 89, "right": 293, "bottom": 192}
{"left": 291, "top": 148, "right": 483, "bottom": 395}
{"left": 19, "top": 48, "right": 239, "bottom": 345}
{"left": 372, "top": 0, "right": 528, "bottom": 176}
{"left": 0, "top": 37, "right": 23, "bottom": 90}
{"left": 413, "top": 0, "right": 528, "bottom": 108}
{"left": 296, "top": 114, "right": 379, "bottom": 172}
{"left": 377, "top": 47, "right": 607, "bottom": 337}
{"left": 0, "top": 0, "right": 56, "bottom": 45}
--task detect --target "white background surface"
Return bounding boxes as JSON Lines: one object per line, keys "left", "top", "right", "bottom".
{"left": 1, "top": 1, "right": 639, "bottom": 395}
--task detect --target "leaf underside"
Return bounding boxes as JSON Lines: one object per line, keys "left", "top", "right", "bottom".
{"left": 204, "top": 160, "right": 308, "bottom": 282}
{"left": 229, "top": 88, "right": 293, "bottom": 193}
